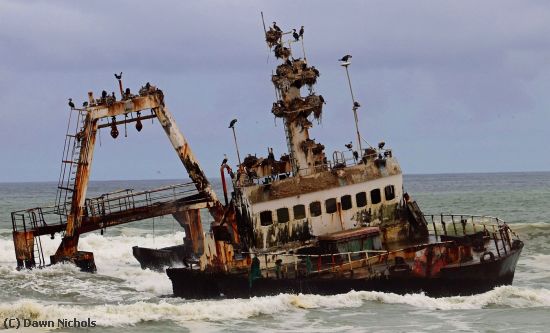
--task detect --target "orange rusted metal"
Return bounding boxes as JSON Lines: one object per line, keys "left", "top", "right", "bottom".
{"left": 173, "top": 209, "right": 204, "bottom": 255}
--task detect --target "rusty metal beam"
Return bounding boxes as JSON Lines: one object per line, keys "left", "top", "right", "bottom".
{"left": 89, "top": 93, "right": 163, "bottom": 120}
{"left": 154, "top": 105, "right": 224, "bottom": 220}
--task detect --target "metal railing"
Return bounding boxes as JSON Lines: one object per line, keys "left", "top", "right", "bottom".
{"left": 11, "top": 182, "right": 204, "bottom": 233}
{"left": 84, "top": 182, "right": 201, "bottom": 217}
{"left": 242, "top": 241, "right": 452, "bottom": 279}
{"left": 423, "top": 214, "right": 521, "bottom": 258}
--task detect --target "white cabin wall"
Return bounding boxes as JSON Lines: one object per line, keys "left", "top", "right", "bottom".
{"left": 248, "top": 174, "right": 403, "bottom": 249}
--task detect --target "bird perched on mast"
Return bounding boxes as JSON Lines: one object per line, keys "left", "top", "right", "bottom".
{"left": 339, "top": 54, "right": 352, "bottom": 62}
{"left": 354, "top": 101, "right": 361, "bottom": 108}
{"left": 229, "top": 119, "right": 238, "bottom": 128}
{"left": 68, "top": 98, "right": 75, "bottom": 109}
{"left": 114, "top": 72, "right": 123, "bottom": 80}
{"left": 292, "top": 29, "right": 300, "bottom": 41}
{"left": 272, "top": 22, "right": 281, "bottom": 32}
{"left": 221, "top": 154, "right": 228, "bottom": 166}
{"left": 299, "top": 26, "right": 304, "bottom": 38}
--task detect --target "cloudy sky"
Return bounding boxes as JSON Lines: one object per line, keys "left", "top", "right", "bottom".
{"left": 1, "top": 0, "right": 549, "bottom": 182}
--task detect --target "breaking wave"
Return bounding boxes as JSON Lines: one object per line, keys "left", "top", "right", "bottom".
{"left": 0, "top": 230, "right": 184, "bottom": 299}
{"left": 1, "top": 286, "right": 549, "bottom": 328}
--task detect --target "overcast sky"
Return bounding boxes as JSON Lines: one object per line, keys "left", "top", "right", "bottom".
{"left": 1, "top": 0, "right": 549, "bottom": 182}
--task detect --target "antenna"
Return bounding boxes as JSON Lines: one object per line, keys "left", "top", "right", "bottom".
{"left": 261, "top": 12, "right": 271, "bottom": 63}
{"left": 340, "top": 56, "right": 363, "bottom": 154}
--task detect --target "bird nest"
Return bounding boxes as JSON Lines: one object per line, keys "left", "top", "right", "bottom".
{"left": 271, "top": 95, "right": 323, "bottom": 121}
{"left": 139, "top": 83, "right": 158, "bottom": 96}
{"left": 274, "top": 44, "right": 291, "bottom": 59}
{"left": 272, "top": 61, "right": 319, "bottom": 89}
{"left": 265, "top": 30, "right": 282, "bottom": 48}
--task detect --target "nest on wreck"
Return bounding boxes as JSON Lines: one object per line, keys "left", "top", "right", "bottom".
{"left": 272, "top": 60, "right": 319, "bottom": 90}
{"left": 265, "top": 30, "right": 282, "bottom": 48}
{"left": 271, "top": 95, "right": 323, "bottom": 121}
{"left": 274, "top": 44, "right": 291, "bottom": 59}
{"left": 139, "top": 82, "right": 158, "bottom": 96}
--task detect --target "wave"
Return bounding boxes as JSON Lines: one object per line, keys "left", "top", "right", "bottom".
{"left": 1, "top": 286, "right": 549, "bottom": 328}
{"left": 0, "top": 232, "right": 184, "bottom": 298}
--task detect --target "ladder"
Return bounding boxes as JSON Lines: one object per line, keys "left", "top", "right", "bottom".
{"left": 29, "top": 209, "right": 46, "bottom": 268}
{"left": 54, "top": 108, "right": 88, "bottom": 218}
{"left": 283, "top": 118, "right": 298, "bottom": 175}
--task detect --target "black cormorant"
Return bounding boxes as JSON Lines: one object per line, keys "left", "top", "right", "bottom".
{"left": 354, "top": 101, "right": 361, "bottom": 108}
{"left": 221, "top": 155, "right": 228, "bottom": 166}
{"left": 345, "top": 142, "right": 353, "bottom": 150}
{"left": 339, "top": 55, "right": 352, "bottom": 62}
{"left": 292, "top": 29, "right": 300, "bottom": 41}
{"left": 114, "top": 72, "right": 123, "bottom": 80}
{"left": 273, "top": 22, "right": 281, "bottom": 32}
{"left": 299, "top": 26, "right": 304, "bottom": 38}
{"left": 68, "top": 98, "right": 75, "bottom": 109}
{"left": 82, "top": 101, "right": 88, "bottom": 107}
{"left": 229, "top": 119, "right": 238, "bottom": 128}
{"left": 319, "top": 95, "right": 326, "bottom": 104}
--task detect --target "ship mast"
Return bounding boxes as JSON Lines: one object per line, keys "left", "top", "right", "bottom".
{"left": 265, "top": 22, "right": 326, "bottom": 176}
{"left": 341, "top": 59, "right": 363, "bottom": 154}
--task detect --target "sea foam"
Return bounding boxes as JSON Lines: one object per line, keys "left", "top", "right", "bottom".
{"left": 1, "top": 286, "right": 549, "bottom": 328}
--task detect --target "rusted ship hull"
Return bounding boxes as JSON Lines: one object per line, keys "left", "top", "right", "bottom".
{"left": 166, "top": 242, "right": 522, "bottom": 299}
{"left": 132, "top": 245, "right": 189, "bottom": 271}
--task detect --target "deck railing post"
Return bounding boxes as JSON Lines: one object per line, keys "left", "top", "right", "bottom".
{"left": 452, "top": 215, "right": 458, "bottom": 235}
{"left": 499, "top": 229, "right": 508, "bottom": 255}
{"left": 493, "top": 232, "right": 501, "bottom": 257}
{"left": 431, "top": 215, "right": 438, "bottom": 239}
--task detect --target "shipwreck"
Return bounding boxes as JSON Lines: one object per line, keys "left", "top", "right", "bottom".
{"left": 11, "top": 20, "right": 523, "bottom": 298}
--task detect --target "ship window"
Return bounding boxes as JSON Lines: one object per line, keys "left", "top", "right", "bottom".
{"left": 310, "top": 201, "right": 322, "bottom": 217}
{"left": 371, "top": 188, "right": 382, "bottom": 204}
{"left": 325, "top": 198, "right": 337, "bottom": 214}
{"left": 277, "top": 208, "right": 290, "bottom": 223}
{"left": 341, "top": 195, "right": 352, "bottom": 210}
{"left": 259, "top": 210, "right": 273, "bottom": 226}
{"left": 356, "top": 192, "right": 367, "bottom": 208}
{"left": 385, "top": 185, "right": 396, "bottom": 201}
{"left": 293, "top": 204, "right": 306, "bottom": 219}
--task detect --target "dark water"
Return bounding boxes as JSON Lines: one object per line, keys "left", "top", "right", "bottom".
{"left": 0, "top": 172, "right": 549, "bottom": 332}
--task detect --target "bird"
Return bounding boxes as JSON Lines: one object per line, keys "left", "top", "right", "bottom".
{"left": 339, "top": 54, "right": 352, "bottom": 62}
{"left": 114, "top": 72, "right": 123, "bottom": 80}
{"left": 319, "top": 95, "right": 326, "bottom": 104}
{"left": 82, "top": 101, "right": 88, "bottom": 107}
{"left": 68, "top": 98, "right": 75, "bottom": 109}
{"left": 353, "top": 151, "right": 359, "bottom": 161}
{"left": 229, "top": 119, "right": 238, "bottom": 128}
{"left": 273, "top": 22, "right": 281, "bottom": 32}
{"left": 299, "top": 26, "right": 304, "bottom": 38}
{"left": 311, "top": 66, "right": 320, "bottom": 76}
{"left": 221, "top": 154, "right": 228, "bottom": 166}
{"left": 345, "top": 142, "right": 353, "bottom": 150}
{"left": 101, "top": 90, "right": 108, "bottom": 98}
{"left": 292, "top": 29, "right": 300, "bottom": 41}
{"left": 285, "top": 59, "right": 292, "bottom": 66}
{"left": 354, "top": 101, "right": 361, "bottom": 108}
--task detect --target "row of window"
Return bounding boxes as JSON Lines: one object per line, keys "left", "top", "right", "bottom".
{"left": 259, "top": 185, "right": 396, "bottom": 226}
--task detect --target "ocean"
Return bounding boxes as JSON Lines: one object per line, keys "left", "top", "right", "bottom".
{"left": 0, "top": 172, "right": 549, "bottom": 332}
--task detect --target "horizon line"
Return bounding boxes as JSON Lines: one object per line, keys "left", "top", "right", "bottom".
{"left": 1, "top": 170, "right": 549, "bottom": 184}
